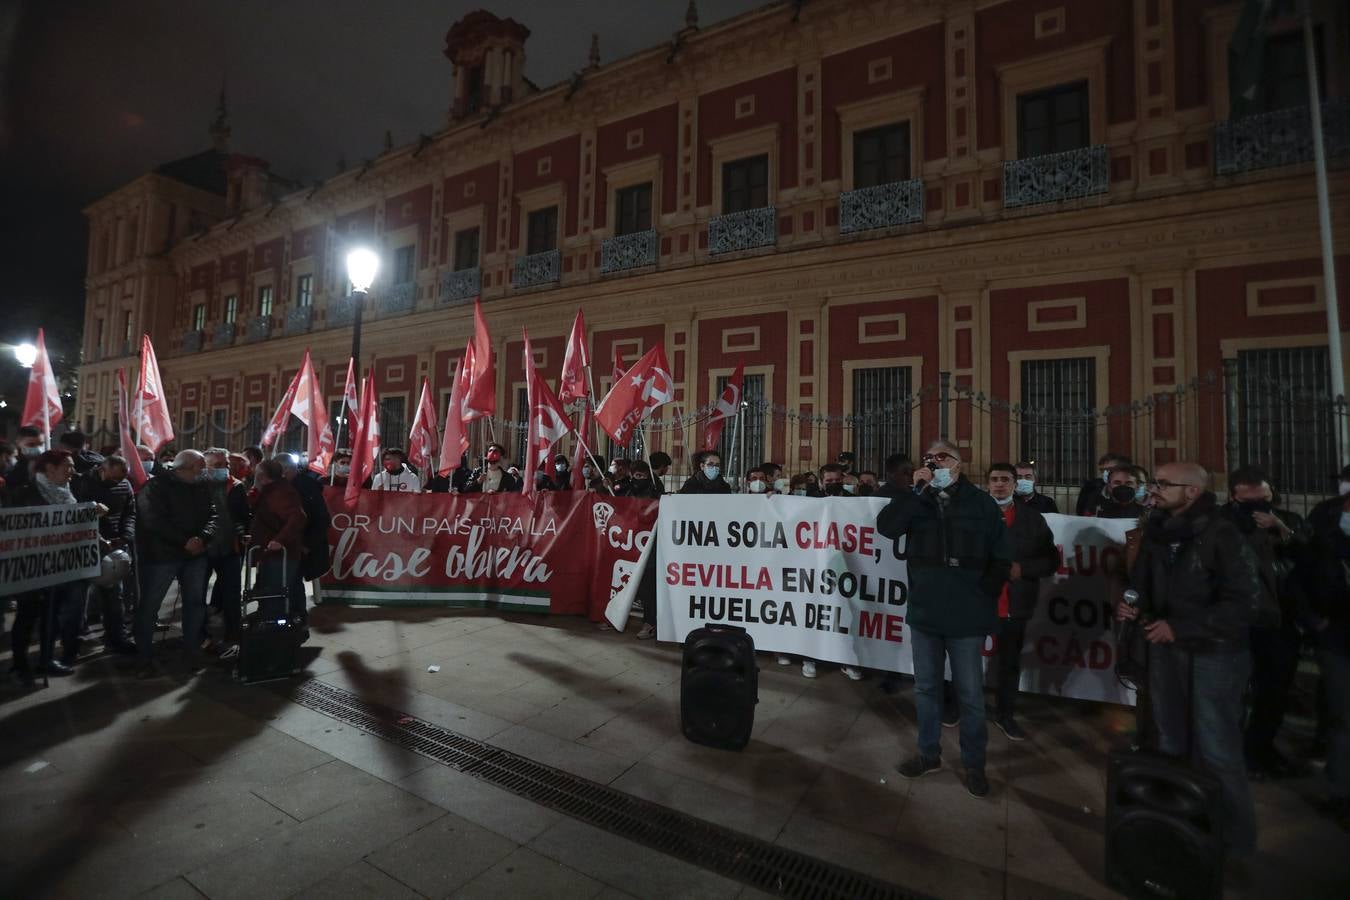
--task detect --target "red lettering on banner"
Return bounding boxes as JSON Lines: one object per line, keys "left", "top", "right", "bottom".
{"left": 858, "top": 611, "right": 905, "bottom": 643}
{"left": 794, "top": 521, "right": 875, "bottom": 554}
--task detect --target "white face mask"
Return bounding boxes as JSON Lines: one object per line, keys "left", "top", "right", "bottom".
{"left": 994, "top": 495, "right": 1015, "bottom": 507}
{"left": 841, "top": 483, "right": 857, "bottom": 494}
{"left": 1102, "top": 469, "right": 1113, "bottom": 483}
{"left": 930, "top": 467, "right": 954, "bottom": 490}
{"left": 748, "top": 480, "right": 766, "bottom": 494}
{"left": 792, "top": 489, "right": 807, "bottom": 496}
{"left": 773, "top": 477, "right": 789, "bottom": 492}
{"left": 703, "top": 465, "right": 720, "bottom": 480}
{"left": 582, "top": 466, "right": 592, "bottom": 478}
{"left": 1015, "top": 478, "right": 1034, "bottom": 496}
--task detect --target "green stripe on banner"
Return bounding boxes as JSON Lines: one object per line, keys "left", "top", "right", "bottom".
{"left": 322, "top": 586, "right": 550, "bottom": 613}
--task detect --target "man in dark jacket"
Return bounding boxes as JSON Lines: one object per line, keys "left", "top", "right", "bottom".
{"left": 873, "top": 453, "right": 916, "bottom": 500}
{"left": 986, "top": 463, "right": 1059, "bottom": 741}
{"left": 877, "top": 441, "right": 1011, "bottom": 798}
{"left": 1087, "top": 464, "right": 1147, "bottom": 520}
{"left": 134, "top": 449, "right": 220, "bottom": 675}
{"left": 199, "top": 448, "right": 246, "bottom": 654}
{"left": 1117, "top": 461, "right": 1264, "bottom": 858}
{"left": 75, "top": 455, "right": 137, "bottom": 653}
{"left": 678, "top": 451, "right": 732, "bottom": 494}
{"left": 1076, "top": 452, "right": 1130, "bottom": 516}
{"left": 1300, "top": 477, "right": 1350, "bottom": 830}
{"left": 58, "top": 430, "right": 105, "bottom": 476}
{"left": 1013, "top": 461, "right": 1058, "bottom": 515}
{"left": 1223, "top": 466, "right": 1309, "bottom": 780}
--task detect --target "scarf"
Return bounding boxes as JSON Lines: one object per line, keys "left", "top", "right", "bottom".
{"left": 35, "top": 472, "right": 78, "bottom": 505}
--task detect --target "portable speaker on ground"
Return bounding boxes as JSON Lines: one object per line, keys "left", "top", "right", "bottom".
{"left": 680, "top": 624, "right": 758, "bottom": 751}
{"left": 1105, "top": 750, "right": 1225, "bottom": 900}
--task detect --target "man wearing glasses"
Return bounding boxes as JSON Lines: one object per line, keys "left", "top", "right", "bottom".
{"left": 1116, "top": 461, "right": 1264, "bottom": 860}
{"left": 877, "top": 440, "right": 1011, "bottom": 798}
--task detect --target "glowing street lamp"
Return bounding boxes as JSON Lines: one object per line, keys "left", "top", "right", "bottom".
{"left": 15, "top": 342, "right": 37, "bottom": 368}
{"left": 345, "top": 247, "right": 379, "bottom": 372}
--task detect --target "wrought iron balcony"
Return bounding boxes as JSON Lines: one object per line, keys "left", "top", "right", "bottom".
{"left": 327, "top": 296, "right": 357, "bottom": 328}
{"left": 601, "top": 229, "right": 658, "bottom": 274}
{"left": 839, "top": 179, "right": 925, "bottom": 234}
{"left": 242, "top": 316, "right": 271, "bottom": 343}
{"left": 1002, "top": 144, "right": 1109, "bottom": 209}
{"left": 210, "top": 323, "right": 236, "bottom": 349}
{"left": 181, "top": 330, "right": 203, "bottom": 354}
{"left": 709, "top": 206, "right": 776, "bottom": 255}
{"left": 1215, "top": 99, "right": 1350, "bottom": 176}
{"left": 439, "top": 267, "right": 481, "bottom": 306}
{"left": 284, "top": 305, "right": 313, "bottom": 336}
{"left": 512, "top": 249, "right": 561, "bottom": 289}
{"left": 378, "top": 281, "right": 416, "bottom": 316}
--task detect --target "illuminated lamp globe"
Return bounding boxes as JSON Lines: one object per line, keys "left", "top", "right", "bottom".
{"left": 15, "top": 343, "right": 38, "bottom": 368}
{"left": 346, "top": 248, "right": 379, "bottom": 294}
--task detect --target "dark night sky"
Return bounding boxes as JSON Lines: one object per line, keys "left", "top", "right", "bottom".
{"left": 0, "top": 0, "right": 768, "bottom": 418}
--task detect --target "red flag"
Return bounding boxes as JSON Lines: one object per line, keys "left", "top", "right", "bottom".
{"left": 558, "top": 308, "right": 589, "bottom": 405}
{"left": 570, "top": 404, "right": 594, "bottom": 489}
{"left": 262, "top": 358, "right": 304, "bottom": 449}
{"left": 116, "top": 368, "right": 149, "bottom": 490}
{"left": 294, "top": 353, "right": 333, "bottom": 475}
{"left": 464, "top": 297, "right": 495, "bottom": 419}
{"left": 408, "top": 378, "right": 438, "bottom": 479}
{"left": 703, "top": 359, "right": 744, "bottom": 451}
{"left": 521, "top": 329, "right": 573, "bottom": 497}
{"left": 611, "top": 349, "right": 626, "bottom": 386}
{"left": 132, "top": 335, "right": 173, "bottom": 452}
{"left": 339, "top": 358, "right": 359, "bottom": 446}
{"left": 438, "top": 344, "right": 473, "bottom": 477}
{"left": 344, "top": 371, "right": 381, "bottom": 503}
{"left": 594, "top": 344, "right": 674, "bottom": 445}
{"left": 21, "top": 327, "right": 63, "bottom": 438}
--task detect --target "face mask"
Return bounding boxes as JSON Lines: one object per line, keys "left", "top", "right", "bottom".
{"left": 335, "top": 464, "right": 351, "bottom": 477}
{"left": 384, "top": 462, "right": 401, "bottom": 474}
{"left": 930, "top": 467, "right": 954, "bottom": 490}
{"left": 1340, "top": 481, "right": 1350, "bottom": 497}
{"left": 1111, "top": 484, "right": 1138, "bottom": 504}
{"left": 582, "top": 466, "right": 592, "bottom": 478}
{"left": 1236, "top": 499, "right": 1273, "bottom": 516}
{"left": 1102, "top": 469, "right": 1112, "bottom": 483}
{"left": 1134, "top": 484, "right": 1149, "bottom": 503}
{"left": 773, "top": 478, "right": 789, "bottom": 492}
{"left": 21, "top": 445, "right": 41, "bottom": 458}
{"left": 703, "top": 466, "right": 720, "bottom": 480}
{"left": 859, "top": 484, "right": 875, "bottom": 497}
{"left": 748, "top": 480, "right": 766, "bottom": 494}
{"left": 1341, "top": 510, "right": 1350, "bottom": 536}
{"left": 608, "top": 465, "right": 620, "bottom": 475}
{"left": 792, "top": 489, "right": 807, "bottom": 496}
{"left": 1015, "top": 478, "right": 1034, "bottom": 496}
{"left": 486, "top": 451, "right": 501, "bottom": 464}
{"left": 208, "top": 468, "right": 229, "bottom": 482}
{"left": 825, "top": 483, "right": 843, "bottom": 496}
{"left": 842, "top": 483, "right": 857, "bottom": 495}
{"left": 995, "top": 495, "right": 1015, "bottom": 507}
{"left": 556, "top": 462, "right": 568, "bottom": 472}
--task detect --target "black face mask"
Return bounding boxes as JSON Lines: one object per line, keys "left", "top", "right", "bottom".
{"left": 1110, "top": 484, "right": 1138, "bottom": 505}
{"left": 824, "top": 483, "right": 844, "bottom": 496}
{"left": 858, "top": 484, "right": 875, "bottom": 496}
{"left": 1235, "top": 499, "right": 1273, "bottom": 517}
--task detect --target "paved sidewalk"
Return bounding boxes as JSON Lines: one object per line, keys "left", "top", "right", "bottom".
{"left": 2, "top": 605, "right": 1346, "bottom": 898}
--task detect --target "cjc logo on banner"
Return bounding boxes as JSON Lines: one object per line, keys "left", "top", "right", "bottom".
{"left": 648, "top": 496, "right": 1136, "bottom": 706}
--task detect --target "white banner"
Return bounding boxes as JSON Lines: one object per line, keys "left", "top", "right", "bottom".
{"left": 0, "top": 503, "right": 102, "bottom": 596}
{"left": 652, "top": 496, "right": 1136, "bottom": 706}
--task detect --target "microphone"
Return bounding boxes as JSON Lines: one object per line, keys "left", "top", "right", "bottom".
{"left": 1122, "top": 589, "right": 1140, "bottom": 608}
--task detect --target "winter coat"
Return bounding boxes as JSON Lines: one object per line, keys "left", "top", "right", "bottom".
{"left": 678, "top": 473, "right": 733, "bottom": 495}
{"left": 290, "top": 471, "right": 331, "bottom": 579}
{"left": 1001, "top": 502, "right": 1060, "bottom": 619}
{"left": 202, "top": 477, "right": 247, "bottom": 557}
{"left": 461, "top": 467, "right": 521, "bottom": 494}
{"left": 135, "top": 470, "right": 220, "bottom": 564}
{"left": 74, "top": 470, "right": 136, "bottom": 545}
{"left": 1017, "top": 492, "right": 1059, "bottom": 516}
{"left": 248, "top": 479, "right": 306, "bottom": 560}
{"left": 876, "top": 476, "right": 1012, "bottom": 638}
{"left": 1127, "top": 492, "right": 1265, "bottom": 651}
{"left": 1222, "top": 501, "right": 1308, "bottom": 624}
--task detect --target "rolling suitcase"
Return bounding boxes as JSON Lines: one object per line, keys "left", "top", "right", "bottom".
{"left": 237, "top": 546, "right": 304, "bottom": 684}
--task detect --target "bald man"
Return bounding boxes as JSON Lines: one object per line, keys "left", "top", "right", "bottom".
{"left": 1117, "top": 460, "right": 1264, "bottom": 859}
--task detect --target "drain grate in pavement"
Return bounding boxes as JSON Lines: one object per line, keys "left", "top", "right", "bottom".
{"left": 288, "top": 678, "right": 926, "bottom": 900}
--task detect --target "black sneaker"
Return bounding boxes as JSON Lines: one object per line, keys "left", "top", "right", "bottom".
{"left": 966, "top": 768, "right": 990, "bottom": 797}
{"left": 896, "top": 755, "right": 942, "bottom": 779}
{"left": 995, "top": 715, "right": 1028, "bottom": 742}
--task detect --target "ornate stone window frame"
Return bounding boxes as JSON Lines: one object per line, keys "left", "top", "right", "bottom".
{"left": 841, "top": 355, "right": 924, "bottom": 460}
{"left": 515, "top": 182, "right": 566, "bottom": 252}
{"left": 444, "top": 204, "right": 485, "bottom": 269}
{"left": 601, "top": 154, "right": 662, "bottom": 236}
{"left": 708, "top": 124, "right": 779, "bottom": 215}
{"left": 1006, "top": 345, "right": 1111, "bottom": 460}
{"left": 997, "top": 37, "right": 1110, "bottom": 160}
{"left": 837, "top": 86, "right": 926, "bottom": 190}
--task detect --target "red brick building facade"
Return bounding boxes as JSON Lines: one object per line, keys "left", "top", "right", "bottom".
{"left": 77, "top": 0, "right": 1350, "bottom": 490}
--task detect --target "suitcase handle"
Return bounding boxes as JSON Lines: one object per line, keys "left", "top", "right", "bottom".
{"left": 244, "top": 543, "right": 288, "bottom": 594}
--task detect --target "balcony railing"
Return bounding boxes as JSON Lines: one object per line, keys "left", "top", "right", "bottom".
{"left": 1215, "top": 99, "right": 1350, "bottom": 176}
{"left": 839, "top": 179, "right": 925, "bottom": 234}
{"left": 242, "top": 316, "right": 271, "bottom": 344}
{"left": 211, "top": 323, "right": 236, "bottom": 349}
{"left": 709, "top": 206, "right": 776, "bottom": 255}
{"left": 181, "top": 330, "right": 203, "bottom": 354}
{"left": 601, "top": 229, "right": 658, "bottom": 274}
{"left": 512, "top": 249, "right": 561, "bottom": 289}
{"left": 285, "top": 305, "right": 313, "bottom": 335}
{"left": 439, "top": 267, "right": 481, "bottom": 306}
{"left": 378, "top": 281, "right": 416, "bottom": 316}
{"left": 1002, "top": 144, "right": 1109, "bottom": 209}
{"left": 327, "top": 296, "right": 357, "bottom": 328}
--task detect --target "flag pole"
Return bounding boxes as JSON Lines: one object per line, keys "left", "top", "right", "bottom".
{"left": 572, "top": 425, "right": 616, "bottom": 496}
{"left": 42, "top": 390, "right": 51, "bottom": 451}
{"left": 1303, "top": 0, "right": 1347, "bottom": 463}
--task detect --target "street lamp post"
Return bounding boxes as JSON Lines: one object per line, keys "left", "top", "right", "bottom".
{"left": 345, "top": 248, "right": 379, "bottom": 383}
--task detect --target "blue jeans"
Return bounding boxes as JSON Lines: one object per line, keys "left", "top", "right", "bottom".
{"left": 1317, "top": 647, "right": 1350, "bottom": 803}
{"left": 1148, "top": 644, "right": 1257, "bottom": 856}
{"left": 136, "top": 556, "right": 209, "bottom": 661}
{"left": 911, "top": 627, "right": 988, "bottom": 770}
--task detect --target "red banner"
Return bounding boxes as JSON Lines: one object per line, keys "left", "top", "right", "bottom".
{"left": 321, "top": 488, "right": 656, "bottom": 621}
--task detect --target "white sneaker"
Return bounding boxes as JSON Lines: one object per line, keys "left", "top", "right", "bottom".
{"left": 776, "top": 655, "right": 792, "bottom": 665}
{"left": 841, "top": 666, "right": 863, "bottom": 681}
{"left": 801, "top": 660, "right": 817, "bottom": 678}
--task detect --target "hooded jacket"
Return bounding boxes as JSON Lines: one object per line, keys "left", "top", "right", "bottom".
{"left": 1127, "top": 492, "right": 1265, "bottom": 650}
{"left": 876, "top": 476, "right": 1012, "bottom": 637}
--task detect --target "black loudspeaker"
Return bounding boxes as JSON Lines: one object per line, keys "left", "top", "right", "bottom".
{"left": 1105, "top": 750, "right": 1225, "bottom": 900}
{"left": 680, "top": 624, "right": 758, "bottom": 751}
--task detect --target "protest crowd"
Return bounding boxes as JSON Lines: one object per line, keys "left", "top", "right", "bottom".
{"left": 2, "top": 313, "right": 1348, "bottom": 883}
